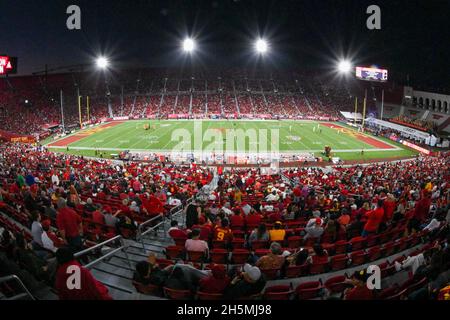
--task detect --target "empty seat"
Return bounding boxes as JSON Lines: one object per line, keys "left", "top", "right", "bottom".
{"left": 334, "top": 240, "right": 349, "bottom": 254}
{"left": 350, "top": 250, "right": 368, "bottom": 266}
{"left": 330, "top": 254, "right": 349, "bottom": 271}
{"left": 296, "top": 281, "right": 323, "bottom": 300}
{"left": 349, "top": 236, "right": 366, "bottom": 250}
{"left": 309, "top": 261, "right": 329, "bottom": 275}
{"left": 324, "top": 275, "right": 349, "bottom": 294}
{"left": 210, "top": 249, "right": 228, "bottom": 264}
{"left": 231, "top": 249, "right": 250, "bottom": 264}
{"left": 264, "top": 285, "right": 293, "bottom": 300}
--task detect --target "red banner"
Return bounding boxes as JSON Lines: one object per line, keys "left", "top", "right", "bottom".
{"left": 0, "top": 130, "right": 36, "bottom": 143}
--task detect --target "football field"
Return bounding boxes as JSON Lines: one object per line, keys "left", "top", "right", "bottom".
{"left": 46, "top": 120, "right": 417, "bottom": 161}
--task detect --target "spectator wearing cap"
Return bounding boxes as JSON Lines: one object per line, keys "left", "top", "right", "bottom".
{"left": 255, "top": 242, "right": 285, "bottom": 270}
{"left": 56, "top": 198, "right": 83, "bottom": 251}
{"left": 55, "top": 247, "right": 112, "bottom": 300}
{"left": 304, "top": 217, "right": 324, "bottom": 240}
{"left": 224, "top": 263, "right": 266, "bottom": 299}
{"left": 268, "top": 221, "right": 286, "bottom": 242}
{"left": 198, "top": 264, "right": 230, "bottom": 294}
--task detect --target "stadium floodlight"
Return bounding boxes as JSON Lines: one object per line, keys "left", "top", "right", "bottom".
{"left": 337, "top": 60, "right": 352, "bottom": 73}
{"left": 96, "top": 56, "right": 109, "bottom": 69}
{"left": 255, "top": 39, "right": 268, "bottom": 54}
{"left": 183, "top": 38, "right": 195, "bottom": 53}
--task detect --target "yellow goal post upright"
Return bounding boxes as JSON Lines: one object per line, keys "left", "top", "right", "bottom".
{"left": 86, "top": 96, "right": 90, "bottom": 123}
{"left": 78, "top": 94, "right": 82, "bottom": 129}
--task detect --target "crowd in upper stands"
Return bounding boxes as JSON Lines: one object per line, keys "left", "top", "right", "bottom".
{"left": 0, "top": 69, "right": 361, "bottom": 135}
{"left": 392, "top": 115, "right": 438, "bottom": 133}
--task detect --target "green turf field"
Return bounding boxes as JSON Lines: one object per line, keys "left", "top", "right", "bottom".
{"left": 46, "top": 120, "right": 417, "bottom": 161}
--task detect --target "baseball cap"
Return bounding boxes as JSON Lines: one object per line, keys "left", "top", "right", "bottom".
{"left": 243, "top": 263, "right": 261, "bottom": 282}
{"left": 41, "top": 220, "right": 51, "bottom": 229}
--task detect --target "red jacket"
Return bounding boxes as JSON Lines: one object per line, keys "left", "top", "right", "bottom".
{"left": 56, "top": 207, "right": 82, "bottom": 238}
{"left": 55, "top": 260, "right": 112, "bottom": 300}
{"left": 363, "top": 208, "right": 384, "bottom": 232}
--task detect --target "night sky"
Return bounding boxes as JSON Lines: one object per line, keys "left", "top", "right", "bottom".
{"left": 0, "top": 0, "right": 449, "bottom": 89}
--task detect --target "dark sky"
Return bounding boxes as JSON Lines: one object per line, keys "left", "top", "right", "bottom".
{"left": 1, "top": 0, "right": 449, "bottom": 89}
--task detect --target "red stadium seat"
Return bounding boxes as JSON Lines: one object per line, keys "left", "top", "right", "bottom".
{"left": 285, "top": 264, "right": 309, "bottom": 278}
{"left": 296, "top": 281, "right": 323, "bottom": 300}
{"left": 287, "top": 236, "right": 303, "bottom": 249}
{"left": 309, "top": 261, "right": 329, "bottom": 275}
{"left": 324, "top": 275, "right": 349, "bottom": 294}
{"left": 349, "top": 236, "right": 366, "bottom": 250}
{"left": 334, "top": 240, "right": 349, "bottom": 254}
{"left": 187, "top": 250, "right": 206, "bottom": 263}
{"left": 367, "top": 246, "right": 382, "bottom": 261}
{"left": 231, "top": 238, "right": 245, "bottom": 249}
{"left": 251, "top": 240, "right": 269, "bottom": 250}
{"left": 263, "top": 285, "right": 293, "bottom": 300}
{"left": 330, "top": 254, "right": 349, "bottom": 271}
{"left": 210, "top": 249, "right": 228, "bottom": 264}
{"left": 164, "top": 287, "right": 192, "bottom": 300}
{"left": 165, "top": 245, "right": 183, "bottom": 260}
{"left": 232, "top": 249, "right": 251, "bottom": 264}
{"left": 350, "top": 250, "right": 368, "bottom": 266}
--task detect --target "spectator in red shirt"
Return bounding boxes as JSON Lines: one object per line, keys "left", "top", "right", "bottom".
{"left": 245, "top": 211, "right": 263, "bottom": 228}
{"left": 55, "top": 247, "right": 112, "bottom": 300}
{"left": 408, "top": 191, "right": 432, "bottom": 234}
{"left": 56, "top": 198, "right": 83, "bottom": 251}
{"left": 168, "top": 220, "right": 188, "bottom": 239}
{"left": 198, "top": 264, "right": 230, "bottom": 294}
{"left": 230, "top": 209, "right": 244, "bottom": 228}
{"left": 343, "top": 270, "right": 374, "bottom": 300}
{"left": 362, "top": 200, "right": 385, "bottom": 237}
{"left": 383, "top": 193, "right": 396, "bottom": 223}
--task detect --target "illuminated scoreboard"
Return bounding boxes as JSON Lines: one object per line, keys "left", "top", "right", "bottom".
{"left": 0, "top": 56, "right": 18, "bottom": 75}
{"left": 355, "top": 66, "right": 388, "bottom": 82}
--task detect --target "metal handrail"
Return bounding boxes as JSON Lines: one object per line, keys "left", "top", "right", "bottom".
{"left": 0, "top": 275, "right": 35, "bottom": 300}
{"left": 74, "top": 235, "right": 133, "bottom": 270}
{"left": 74, "top": 235, "right": 122, "bottom": 258}
{"left": 136, "top": 214, "right": 163, "bottom": 240}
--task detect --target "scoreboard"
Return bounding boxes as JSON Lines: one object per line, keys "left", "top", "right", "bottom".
{"left": 0, "top": 56, "right": 18, "bottom": 75}
{"left": 355, "top": 66, "right": 388, "bottom": 82}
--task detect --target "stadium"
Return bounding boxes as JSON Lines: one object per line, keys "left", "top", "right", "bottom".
{"left": 0, "top": 0, "right": 449, "bottom": 307}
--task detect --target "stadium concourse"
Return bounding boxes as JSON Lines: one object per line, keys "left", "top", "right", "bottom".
{"left": 0, "top": 141, "right": 449, "bottom": 300}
